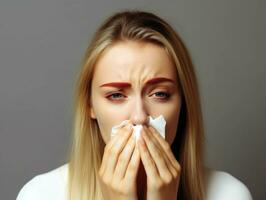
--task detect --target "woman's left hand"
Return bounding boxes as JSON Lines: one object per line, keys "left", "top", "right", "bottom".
{"left": 137, "top": 125, "right": 181, "bottom": 200}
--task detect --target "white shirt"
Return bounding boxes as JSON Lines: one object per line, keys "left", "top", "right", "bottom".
{"left": 16, "top": 163, "right": 253, "bottom": 200}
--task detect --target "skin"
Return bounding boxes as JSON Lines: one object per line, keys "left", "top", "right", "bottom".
{"left": 90, "top": 41, "right": 182, "bottom": 200}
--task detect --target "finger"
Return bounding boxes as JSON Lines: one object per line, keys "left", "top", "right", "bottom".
{"left": 137, "top": 133, "right": 159, "bottom": 183}
{"left": 110, "top": 123, "right": 133, "bottom": 148}
{"left": 113, "top": 133, "right": 136, "bottom": 180}
{"left": 141, "top": 126, "right": 172, "bottom": 180}
{"left": 148, "top": 126, "right": 181, "bottom": 171}
{"left": 99, "top": 124, "right": 131, "bottom": 175}
{"left": 146, "top": 126, "right": 178, "bottom": 178}
{"left": 124, "top": 141, "right": 141, "bottom": 181}
{"left": 101, "top": 124, "right": 133, "bottom": 180}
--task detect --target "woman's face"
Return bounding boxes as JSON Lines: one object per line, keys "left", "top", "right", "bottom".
{"left": 90, "top": 41, "right": 182, "bottom": 145}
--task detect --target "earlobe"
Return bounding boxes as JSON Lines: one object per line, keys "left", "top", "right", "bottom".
{"left": 89, "top": 98, "right": 96, "bottom": 119}
{"left": 90, "top": 108, "right": 96, "bottom": 119}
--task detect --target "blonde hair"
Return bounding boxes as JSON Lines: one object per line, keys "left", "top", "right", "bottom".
{"left": 67, "top": 9, "right": 206, "bottom": 200}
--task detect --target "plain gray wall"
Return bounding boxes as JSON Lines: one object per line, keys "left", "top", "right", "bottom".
{"left": 0, "top": 0, "right": 265, "bottom": 199}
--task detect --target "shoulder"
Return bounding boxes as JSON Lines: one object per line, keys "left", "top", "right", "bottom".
{"left": 204, "top": 167, "right": 253, "bottom": 200}
{"left": 16, "top": 163, "right": 69, "bottom": 200}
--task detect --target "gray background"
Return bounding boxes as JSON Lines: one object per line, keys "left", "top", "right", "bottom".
{"left": 0, "top": 0, "right": 265, "bottom": 199}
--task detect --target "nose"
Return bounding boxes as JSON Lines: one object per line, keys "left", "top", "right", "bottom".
{"left": 129, "top": 95, "right": 149, "bottom": 126}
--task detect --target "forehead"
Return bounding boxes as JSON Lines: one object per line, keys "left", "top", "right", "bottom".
{"left": 93, "top": 41, "right": 177, "bottom": 83}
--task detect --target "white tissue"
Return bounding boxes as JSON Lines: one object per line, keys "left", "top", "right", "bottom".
{"left": 111, "top": 115, "right": 166, "bottom": 140}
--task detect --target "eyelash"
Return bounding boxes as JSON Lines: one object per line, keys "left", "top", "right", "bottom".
{"left": 106, "top": 91, "right": 171, "bottom": 102}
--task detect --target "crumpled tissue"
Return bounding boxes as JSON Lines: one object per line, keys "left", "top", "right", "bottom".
{"left": 111, "top": 115, "right": 166, "bottom": 140}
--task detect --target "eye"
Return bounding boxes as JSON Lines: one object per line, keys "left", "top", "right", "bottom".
{"left": 105, "top": 91, "right": 171, "bottom": 103}
{"left": 106, "top": 92, "right": 126, "bottom": 102}
{"left": 152, "top": 91, "right": 171, "bottom": 100}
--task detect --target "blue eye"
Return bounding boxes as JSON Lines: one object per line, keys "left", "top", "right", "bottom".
{"left": 111, "top": 93, "right": 123, "bottom": 98}
{"left": 106, "top": 91, "right": 171, "bottom": 103}
{"left": 106, "top": 93, "right": 125, "bottom": 101}
{"left": 153, "top": 91, "right": 171, "bottom": 99}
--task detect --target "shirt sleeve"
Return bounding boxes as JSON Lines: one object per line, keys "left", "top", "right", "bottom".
{"left": 229, "top": 179, "right": 253, "bottom": 200}
{"left": 206, "top": 170, "right": 253, "bottom": 200}
{"left": 16, "top": 176, "right": 41, "bottom": 200}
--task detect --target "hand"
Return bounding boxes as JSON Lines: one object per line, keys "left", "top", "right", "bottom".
{"left": 137, "top": 125, "right": 181, "bottom": 200}
{"left": 98, "top": 124, "right": 141, "bottom": 200}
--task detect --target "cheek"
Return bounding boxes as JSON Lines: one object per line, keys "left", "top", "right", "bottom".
{"left": 97, "top": 123, "right": 109, "bottom": 144}
{"left": 91, "top": 96, "right": 115, "bottom": 144}
{"left": 164, "top": 105, "right": 182, "bottom": 145}
{"left": 166, "top": 122, "right": 178, "bottom": 145}
{"left": 93, "top": 110, "right": 125, "bottom": 144}
{"left": 92, "top": 107, "right": 114, "bottom": 144}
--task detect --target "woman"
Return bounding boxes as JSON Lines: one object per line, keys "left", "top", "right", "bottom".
{"left": 16, "top": 10, "right": 253, "bottom": 200}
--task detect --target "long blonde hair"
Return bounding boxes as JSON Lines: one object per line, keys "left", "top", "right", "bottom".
{"left": 67, "top": 9, "right": 206, "bottom": 200}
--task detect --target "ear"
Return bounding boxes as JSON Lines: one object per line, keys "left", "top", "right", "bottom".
{"left": 89, "top": 97, "right": 96, "bottom": 119}
{"left": 90, "top": 107, "right": 96, "bottom": 119}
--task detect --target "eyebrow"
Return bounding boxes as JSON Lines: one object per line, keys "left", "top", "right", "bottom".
{"left": 99, "top": 77, "right": 175, "bottom": 88}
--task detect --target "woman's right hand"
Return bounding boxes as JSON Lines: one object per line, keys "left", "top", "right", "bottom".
{"left": 98, "top": 123, "right": 140, "bottom": 200}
